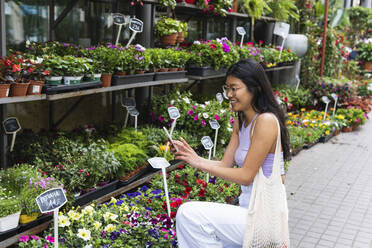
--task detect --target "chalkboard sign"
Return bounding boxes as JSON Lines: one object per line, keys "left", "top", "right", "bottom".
{"left": 129, "top": 18, "right": 143, "bottom": 33}
{"left": 3, "top": 117, "right": 21, "bottom": 134}
{"left": 168, "top": 107, "right": 180, "bottom": 120}
{"left": 216, "top": 93, "right": 223, "bottom": 104}
{"left": 127, "top": 106, "right": 139, "bottom": 116}
{"left": 148, "top": 157, "right": 171, "bottom": 169}
{"left": 113, "top": 13, "right": 125, "bottom": 25}
{"left": 209, "top": 120, "right": 220, "bottom": 130}
{"left": 36, "top": 188, "right": 67, "bottom": 213}
{"left": 201, "top": 136, "right": 214, "bottom": 150}
{"left": 122, "top": 97, "right": 136, "bottom": 107}
{"left": 236, "top": 26, "right": 246, "bottom": 35}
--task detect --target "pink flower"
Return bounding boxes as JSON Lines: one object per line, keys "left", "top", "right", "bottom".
{"left": 215, "top": 114, "right": 220, "bottom": 121}
{"left": 201, "top": 120, "right": 206, "bottom": 126}
{"left": 259, "top": 40, "right": 263, "bottom": 44}
{"left": 209, "top": 44, "right": 217, "bottom": 50}
{"left": 80, "top": 169, "right": 84, "bottom": 173}
{"left": 283, "top": 97, "right": 288, "bottom": 102}
{"left": 193, "top": 115, "right": 199, "bottom": 121}
{"left": 46, "top": 236, "right": 54, "bottom": 243}
{"left": 274, "top": 90, "right": 279, "bottom": 96}
{"left": 31, "top": 236, "right": 40, "bottom": 240}
{"left": 192, "top": 105, "right": 196, "bottom": 110}
{"left": 288, "top": 103, "right": 293, "bottom": 110}
{"left": 19, "top": 236, "right": 30, "bottom": 243}
{"left": 230, "top": 118, "right": 235, "bottom": 124}
{"left": 209, "top": 4, "right": 215, "bottom": 11}
{"left": 356, "top": 118, "right": 361, "bottom": 123}
{"left": 187, "top": 110, "right": 194, "bottom": 116}
{"left": 168, "top": 104, "right": 173, "bottom": 107}
{"left": 86, "top": 172, "right": 90, "bottom": 176}
{"left": 43, "top": 244, "right": 49, "bottom": 248}
{"left": 306, "top": 3, "right": 311, "bottom": 8}
{"left": 158, "top": 115, "right": 165, "bottom": 122}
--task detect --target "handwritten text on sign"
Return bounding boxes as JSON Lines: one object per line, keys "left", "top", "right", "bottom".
{"left": 129, "top": 18, "right": 143, "bottom": 33}
{"left": 36, "top": 188, "right": 67, "bottom": 213}
{"left": 3, "top": 117, "right": 21, "bottom": 134}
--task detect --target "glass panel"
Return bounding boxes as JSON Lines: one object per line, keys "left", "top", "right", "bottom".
{"left": 206, "top": 17, "right": 232, "bottom": 40}
{"left": 5, "top": 0, "right": 49, "bottom": 49}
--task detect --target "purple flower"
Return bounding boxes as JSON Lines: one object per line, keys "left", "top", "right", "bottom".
{"left": 140, "top": 185, "right": 149, "bottom": 192}
{"left": 31, "top": 236, "right": 40, "bottom": 241}
{"left": 158, "top": 115, "right": 165, "bottom": 122}
{"left": 151, "top": 189, "right": 162, "bottom": 195}
{"left": 187, "top": 110, "right": 194, "bottom": 116}
{"left": 222, "top": 43, "right": 230, "bottom": 53}
{"left": 209, "top": 176, "right": 217, "bottom": 184}
{"left": 192, "top": 105, "right": 196, "bottom": 110}
{"left": 201, "top": 119, "right": 206, "bottom": 126}
{"left": 138, "top": 56, "right": 144, "bottom": 61}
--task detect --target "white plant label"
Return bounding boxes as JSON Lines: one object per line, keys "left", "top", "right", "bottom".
{"left": 122, "top": 97, "right": 136, "bottom": 107}
{"left": 209, "top": 120, "right": 220, "bottom": 130}
{"left": 321, "top": 96, "right": 331, "bottom": 104}
{"left": 6, "top": 89, "right": 9, "bottom": 96}
{"left": 168, "top": 106, "right": 180, "bottom": 120}
{"left": 201, "top": 136, "right": 214, "bottom": 150}
{"left": 331, "top": 93, "right": 338, "bottom": 101}
{"left": 216, "top": 93, "right": 223, "bottom": 104}
{"left": 127, "top": 106, "right": 139, "bottom": 116}
{"left": 33, "top": 85, "right": 40, "bottom": 93}
{"left": 148, "top": 157, "right": 171, "bottom": 169}
{"left": 236, "top": 26, "right": 246, "bottom": 35}
{"left": 274, "top": 22, "right": 290, "bottom": 38}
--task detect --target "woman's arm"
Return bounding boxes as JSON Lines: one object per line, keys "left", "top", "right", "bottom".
{"left": 174, "top": 113, "right": 278, "bottom": 186}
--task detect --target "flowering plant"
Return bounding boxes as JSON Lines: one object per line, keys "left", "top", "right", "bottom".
{"left": 25, "top": 41, "right": 81, "bottom": 57}
{"left": 0, "top": 54, "right": 38, "bottom": 83}
{"left": 0, "top": 186, "right": 21, "bottom": 218}
{"left": 196, "top": 0, "right": 233, "bottom": 16}
{"left": 357, "top": 40, "right": 372, "bottom": 62}
{"left": 85, "top": 44, "right": 123, "bottom": 74}
{"left": 336, "top": 108, "right": 367, "bottom": 126}
{"left": 59, "top": 55, "right": 91, "bottom": 76}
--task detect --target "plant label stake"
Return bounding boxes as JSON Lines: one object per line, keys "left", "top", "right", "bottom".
{"left": 126, "top": 18, "right": 143, "bottom": 48}
{"left": 295, "top": 75, "right": 301, "bottom": 92}
{"left": 36, "top": 188, "right": 67, "bottom": 248}
{"left": 127, "top": 106, "right": 139, "bottom": 131}
{"left": 113, "top": 13, "right": 127, "bottom": 46}
{"left": 2, "top": 117, "right": 21, "bottom": 152}
{"left": 321, "top": 96, "right": 331, "bottom": 120}
{"left": 122, "top": 97, "right": 136, "bottom": 128}
{"left": 209, "top": 120, "right": 220, "bottom": 158}
{"left": 165, "top": 107, "right": 180, "bottom": 152}
{"left": 148, "top": 157, "right": 171, "bottom": 217}
{"left": 236, "top": 26, "right": 246, "bottom": 48}
{"left": 216, "top": 93, "right": 223, "bottom": 104}
{"left": 331, "top": 93, "right": 338, "bottom": 117}
{"left": 201, "top": 136, "right": 214, "bottom": 182}
{"left": 273, "top": 22, "right": 290, "bottom": 59}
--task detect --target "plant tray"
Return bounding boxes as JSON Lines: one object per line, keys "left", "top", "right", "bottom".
{"left": 186, "top": 66, "right": 227, "bottom": 77}
{"left": 303, "top": 141, "right": 318, "bottom": 149}
{"left": 42, "top": 80, "right": 102, "bottom": 95}
{"left": 0, "top": 226, "right": 19, "bottom": 242}
{"left": 117, "top": 163, "right": 155, "bottom": 188}
{"left": 111, "top": 73, "right": 155, "bottom": 86}
{"left": 154, "top": 71, "right": 186, "bottom": 81}
{"left": 291, "top": 147, "right": 303, "bottom": 157}
{"left": 74, "top": 180, "right": 118, "bottom": 207}
{"left": 319, "top": 131, "right": 334, "bottom": 143}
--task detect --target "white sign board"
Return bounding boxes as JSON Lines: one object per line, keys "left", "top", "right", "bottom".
{"left": 36, "top": 188, "right": 67, "bottom": 213}
{"left": 274, "top": 22, "right": 290, "bottom": 38}
{"left": 216, "top": 93, "right": 223, "bottom": 104}
{"left": 201, "top": 136, "right": 214, "bottom": 150}
{"left": 168, "top": 106, "right": 180, "bottom": 120}
{"left": 321, "top": 96, "right": 331, "bottom": 104}
{"left": 148, "top": 157, "right": 171, "bottom": 169}
{"left": 209, "top": 120, "right": 220, "bottom": 130}
{"left": 122, "top": 97, "right": 136, "bottom": 107}
{"left": 331, "top": 93, "right": 338, "bottom": 101}
{"left": 113, "top": 13, "right": 126, "bottom": 25}
{"left": 127, "top": 106, "right": 139, "bottom": 116}
{"left": 236, "top": 26, "right": 246, "bottom": 35}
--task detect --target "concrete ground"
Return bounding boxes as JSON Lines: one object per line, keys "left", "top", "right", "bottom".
{"left": 286, "top": 113, "right": 372, "bottom": 248}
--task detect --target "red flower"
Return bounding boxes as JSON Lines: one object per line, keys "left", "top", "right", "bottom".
{"left": 5, "top": 59, "right": 11, "bottom": 66}
{"left": 19, "top": 58, "right": 23, "bottom": 63}
{"left": 209, "top": 44, "right": 217, "bottom": 50}
{"left": 86, "top": 172, "right": 90, "bottom": 176}
{"left": 43, "top": 70, "right": 50, "bottom": 75}
{"left": 209, "top": 4, "right": 215, "bottom": 11}
{"left": 185, "top": 187, "right": 192, "bottom": 193}
{"left": 198, "top": 189, "right": 205, "bottom": 197}
{"left": 80, "top": 169, "right": 84, "bottom": 173}
{"left": 283, "top": 97, "right": 288, "bottom": 103}
{"left": 178, "top": 164, "right": 185, "bottom": 169}
{"left": 259, "top": 40, "right": 263, "bottom": 45}
{"left": 12, "top": 64, "right": 20, "bottom": 72}
{"left": 182, "top": 180, "right": 188, "bottom": 186}
{"left": 219, "top": 187, "right": 224, "bottom": 192}
{"left": 170, "top": 212, "right": 177, "bottom": 218}
{"left": 147, "top": 198, "right": 152, "bottom": 203}
{"left": 170, "top": 202, "right": 178, "bottom": 208}
{"left": 307, "top": 133, "right": 311, "bottom": 136}
{"left": 27, "top": 67, "right": 34, "bottom": 73}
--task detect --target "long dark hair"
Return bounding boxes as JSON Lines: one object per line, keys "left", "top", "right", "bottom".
{"left": 226, "top": 59, "right": 291, "bottom": 161}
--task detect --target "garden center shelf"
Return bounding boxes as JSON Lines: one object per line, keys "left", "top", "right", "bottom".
{"left": 0, "top": 160, "right": 183, "bottom": 247}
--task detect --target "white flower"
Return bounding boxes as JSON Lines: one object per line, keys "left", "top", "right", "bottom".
{"left": 203, "top": 113, "right": 209, "bottom": 119}
{"left": 221, "top": 139, "right": 225, "bottom": 145}
{"left": 82, "top": 206, "right": 94, "bottom": 216}
{"left": 104, "top": 224, "right": 116, "bottom": 232}
{"left": 93, "top": 221, "right": 102, "bottom": 230}
{"left": 205, "top": 101, "right": 210, "bottom": 105}
{"left": 77, "top": 228, "right": 91, "bottom": 241}
{"left": 84, "top": 245, "right": 93, "bottom": 248}
{"left": 220, "top": 109, "right": 226, "bottom": 114}
{"left": 183, "top": 97, "right": 190, "bottom": 104}
{"left": 58, "top": 215, "right": 70, "bottom": 227}
{"left": 193, "top": 41, "right": 201, "bottom": 45}
{"left": 200, "top": 104, "right": 206, "bottom": 109}
{"left": 67, "top": 210, "right": 81, "bottom": 220}
{"left": 170, "top": 100, "right": 175, "bottom": 105}
{"left": 103, "top": 212, "right": 118, "bottom": 221}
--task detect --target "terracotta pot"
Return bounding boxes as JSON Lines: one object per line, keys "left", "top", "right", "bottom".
{"left": 178, "top": 67, "right": 185, "bottom": 71}
{"left": 333, "top": 130, "right": 340, "bottom": 136}
{"left": 149, "top": 69, "right": 155, "bottom": 73}
{"left": 232, "top": 0, "right": 239, "bottom": 12}
{"left": 176, "top": 31, "right": 184, "bottom": 43}
{"left": 27, "top": 80, "right": 44, "bottom": 95}
{"left": 341, "top": 126, "right": 353, "bottom": 133}
{"left": 19, "top": 213, "right": 38, "bottom": 224}
{"left": 101, "top": 73, "right": 112, "bottom": 87}
{"left": 363, "top": 61, "right": 372, "bottom": 71}
{"left": 352, "top": 124, "right": 359, "bottom": 131}
{"left": 0, "top": 84, "right": 10, "bottom": 98}
{"left": 158, "top": 68, "right": 169, "bottom": 72}
{"left": 135, "top": 70, "right": 145, "bottom": 74}
{"left": 10, "top": 82, "right": 30, "bottom": 97}
{"left": 115, "top": 71, "right": 127, "bottom": 76}
{"left": 161, "top": 33, "right": 178, "bottom": 46}
{"left": 169, "top": 68, "right": 178, "bottom": 72}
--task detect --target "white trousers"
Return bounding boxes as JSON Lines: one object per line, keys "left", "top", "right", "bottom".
{"left": 176, "top": 201, "right": 249, "bottom": 248}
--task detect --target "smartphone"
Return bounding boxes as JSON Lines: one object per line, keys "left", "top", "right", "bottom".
{"left": 163, "top": 126, "right": 178, "bottom": 152}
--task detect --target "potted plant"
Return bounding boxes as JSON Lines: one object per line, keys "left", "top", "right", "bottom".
{"left": 155, "top": 17, "right": 181, "bottom": 46}
{"left": 0, "top": 73, "right": 11, "bottom": 98}
{"left": 41, "top": 55, "right": 65, "bottom": 85}
{"left": 23, "top": 58, "right": 50, "bottom": 95}
{"left": 0, "top": 186, "right": 21, "bottom": 232}
{"left": 196, "top": 0, "right": 234, "bottom": 16}
{"left": 357, "top": 41, "right": 372, "bottom": 71}
{"left": 60, "top": 55, "right": 91, "bottom": 85}
{"left": 0, "top": 54, "right": 30, "bottom": 96}
{"left": 177, "top": 21, "right": 189, "bottom": 43}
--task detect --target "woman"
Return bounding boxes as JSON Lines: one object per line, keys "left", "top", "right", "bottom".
{"left": 170, "top": 59, "right": 290, "bottom": 248}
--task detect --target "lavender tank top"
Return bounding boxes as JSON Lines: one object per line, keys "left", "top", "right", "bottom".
{"left": 234, "top": 114, "right": 285, "bottom": 208}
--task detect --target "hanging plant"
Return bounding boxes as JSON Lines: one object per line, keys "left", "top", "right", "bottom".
{"left": 241, "top": 0, "right": 271, "bottom": 41}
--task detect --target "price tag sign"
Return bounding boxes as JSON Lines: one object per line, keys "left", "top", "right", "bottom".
{"left": 216, "top": 93, "right": 223, "bottom": 104}
{"left": 209, "top": 120, "right": 220, "bottom": 130}
{"left": 331, "top": 93, "right": 338, "bottom": 101}
{"left": 236, "top": 26, "right": 246, "bottom": 35}
{"left": 36, "top": 188, "right": 67, "bottom": 213}
{"left": 113, "top": 13, "right": 125, "bottom": 25}
{"left": 3, "top": 117, "right": 21, "bottom": 134}
{"left": 274, "top": 22, "right": 290, "bottom": 38}
{"left": 129, "top": 18, "right": 143, "bottom": 33}
{"left": 122, "top": 97, "right": 136, "bottom": 107}
{"left": 148, "top": 157, "right": 171, "bottom": 169}
{"left": 127, "top": 106, "right": 139, "bottom": 116}
{"left": 201, "top": 136, "right": 214, "bottom": 150}
{"left": 168, "top": 107, "right": 180, "bottom": 120}
{"left": 321, "top": 96, "right": 331, "bottom": 104}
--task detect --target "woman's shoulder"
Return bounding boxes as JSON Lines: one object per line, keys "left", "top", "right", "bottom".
{"left": 255, "top": 113, "right": 278, "bottom": 132}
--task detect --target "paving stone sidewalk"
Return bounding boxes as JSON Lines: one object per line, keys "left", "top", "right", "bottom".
{"left": 286, "top": 113, "right": 372, "bottom": 248}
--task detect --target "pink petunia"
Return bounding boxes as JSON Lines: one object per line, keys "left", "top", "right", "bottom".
{"left": 192, "top": 105, "right": 196, "bottom": 110}
{"left": 187, "top": 110, "right": 194, "bottom": 116}
{"left": 215, "top": 114, "right": 220, "bottom": 121}
{"left": 230, "top": 118, "right": 235, "bottom": 124}
{"left": 46, "top": 236, "right": 54, "bottom": 243}
{"left": 193, "top": 115, "right": 199, "bottom": 121}
{"left": 19, "top": 236, "right": 30, "bottom": 243}
{"left": 201, "top": 120, "right": 206, "bottom": 126}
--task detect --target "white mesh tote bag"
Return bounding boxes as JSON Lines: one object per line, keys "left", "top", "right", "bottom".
{"left": 243, "top": 116, "right": 290, "bottom": 248}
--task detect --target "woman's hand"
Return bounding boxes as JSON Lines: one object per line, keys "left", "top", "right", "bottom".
{"left": 170, "top": 138, "right": 204, "bottom": 170}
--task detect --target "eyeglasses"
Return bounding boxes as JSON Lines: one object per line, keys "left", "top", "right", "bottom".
{"left": 222, "top": 85, "right": 242, "bottom": 94}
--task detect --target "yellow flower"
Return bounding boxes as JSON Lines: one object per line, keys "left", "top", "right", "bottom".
{"left": 104, "top": 212, "right": 118, "bottom": 222}
{"left": 286, "top": 120, "right": 292, "bottom": 125}
{"left": 325, "top": 130, "right": 330, "bottom": 135}
{"left": 320, "top": 111, "right": 325, "bottom": 115}
{"left": 337, "top": 114, "right": 345, "bottom": 120}
{"left": 77, "top": 228, "right": 91, "bottom": 241}
{"left": 104, "top": 224, "right": 116, "bottom": 232}
{"left": 93, "top": 221, "right": 102, "bottom": 230}
{"left": 82, "top": 206, "right": 94, "bottom": 216}
{"left": 322, "top": 126, "right": 326, "bottom": 129}
{"left": 120, "top": 204, "right": 129, "bottom": 212}
{"left": 301, "top": 108, "right": 306, "bottom": 112}
{"left": 58, "top": 215, "right": 70, "bottom": 227}
{"left": 109, "top": 197, "right": 117, "bottom": 205}
{"left": 67, "top": 210, "right": 81, "bottom": 221}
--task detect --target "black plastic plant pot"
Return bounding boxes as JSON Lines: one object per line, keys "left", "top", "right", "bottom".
{"left": 74, "top": 180, "right": 119, "bottom": 207}
{"left": 186, "top": 66, "right": 227, "bottom": 77}
{"left": 154, "top": 71, "right": 186, "bottom": 81}
{"left": 111, "top": 73, "right": 155, "bottom": 86}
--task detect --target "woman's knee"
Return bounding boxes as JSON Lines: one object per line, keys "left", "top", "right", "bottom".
{"left": 176, "top": 201, "right": 202, "bottom": 222}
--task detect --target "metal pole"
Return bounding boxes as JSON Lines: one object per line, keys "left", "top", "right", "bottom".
{"left": 0, "top": 0, "right": 5, "bottom": 56}
{"left": 320, "top": 0, "right": 329, "bottom": 77}
{"left": 49, "top": 0, "right": 55, "bottom": 41}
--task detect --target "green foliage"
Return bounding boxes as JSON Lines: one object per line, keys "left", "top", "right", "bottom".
{"left": 347, "top": 7, "right": 372, "bottom": 47}
{"left": 59, "top": 55, "right": 91, "bottom": 76}
{"left": 25, "top": 41, "right": 82, "bottom": 57}
{"left": 241, "top": 0, "right": 271, "bottom": 19}
{"left": 86, "top": 45, "right": 122, "bottom": 74}
{"left": 0, "top": 186, "right": 21, "bottom": 217}
{"left": 160, "top": 0, "right": 176, "bottom": 9}
{"left": 273, "top": 85, "right": 313, "bottom": 110}
{"left": 357, "top": 41, "right": 372, "bottom": 62}
{"left": 267, "top": 0, "right": 299, "bottom": 22}
{"left": 155, "top": 18, "right": 182, "bottom": 37}
{"left": 40, "top": 55, "right": 65, "bottom": 76}
{"left": 336, "top": 108, "right": 367, "bottom": 126}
